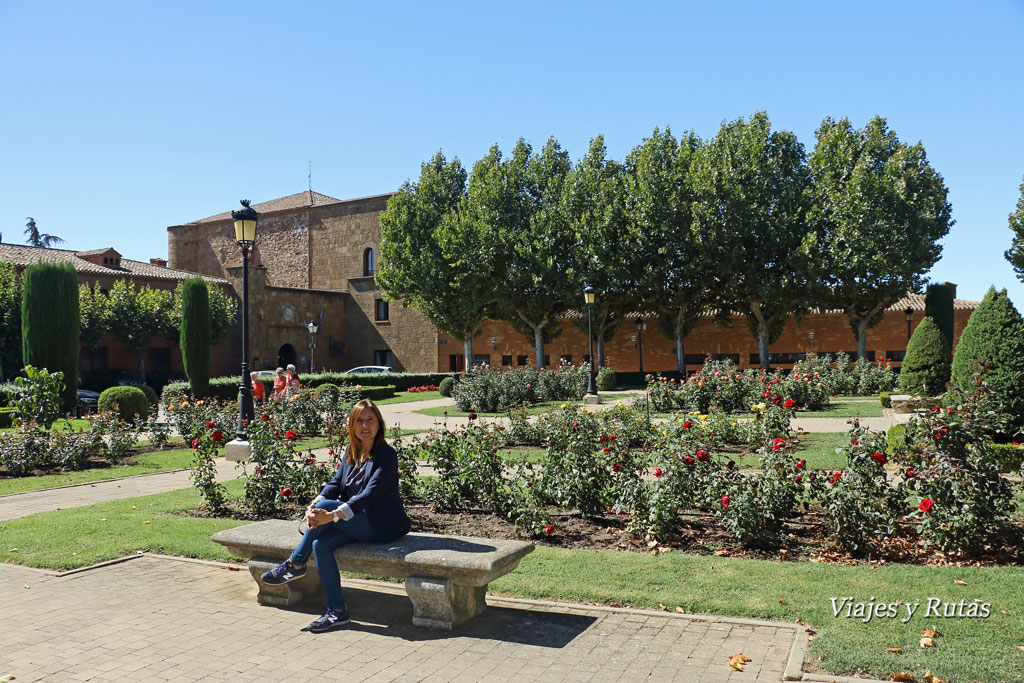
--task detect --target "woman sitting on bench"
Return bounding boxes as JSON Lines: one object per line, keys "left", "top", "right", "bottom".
{"left": 261, "top": 398, "right": 411, "bottom": 632}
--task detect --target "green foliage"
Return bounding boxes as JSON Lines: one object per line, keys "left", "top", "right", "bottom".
{"left": 189, "top": 425, "right": 228, "bottom": 509}
{"left": 899, "top": 317, "right": 951, "bottom": 396}
{"left": 107, "top": 279, "right": 175, "bottom": 379}
{"left": 925, "top": 282, "right": 955, "bottom": 348}
{"left": 809, "top": 116, "right": 953, "bottom": 359}
{"left": 1003, "top": 174, "right": 1024, "bottom": 280}
{"left": 98, "top": 386, "right": 150, "bottom": 421}
{"left": 596, "top": 367, "right": 616, "bottom": 391}
{"left": 78, "top": 282, "right": 112, "bottom": 350}
{"left": 0, "top": 261, "right": 22, "bottom": 378}
{"left": 879, "top": 391, "right": 892, "bottom": 408}
{"left": 452, "top": 364, "right": 586, "bottom": 413}
{"left": 179, "top": 278, "right": 211, "bottom": 398}
{"left": 21, "top": 263, "right": 79, "bottom": 410}
{"left": 12, "top": 365, "right": 64, "bottom": 429}
{"left": 690, "top": 112, "right": 814, "bottom": 367}
{"left": 162, "top": 375, "right": 396, "bottom": 403}
{"left": 950, "top": 286, "right": 1024, "bottom": 435}
{"left": 438, "top": 376, "right": 456, "bottom": 397}
{"left": 23, "top": 217, "right": 64, "bottom": 248}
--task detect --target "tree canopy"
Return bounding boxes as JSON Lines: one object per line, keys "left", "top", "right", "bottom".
{"left": 23, "top": 217, "right": 64, "bottom": 248}
{"left": 1003, "top": 174, "right": 1024, "bottom": 280}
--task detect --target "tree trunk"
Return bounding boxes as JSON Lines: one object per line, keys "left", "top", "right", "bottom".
{"left": 596, "top": 333, "right": 606, "bottom": 368}
{"left": 855, "top": 318, "right": 868, "bottom": 361}
{"left": 463, "top": 338, "right": 474, "bottom": 373}
{"left": 136, "top": 347, "right": 146, "bottom": 380}
{"left": 758, "top": 324, "right": 771, "bottom": 368}
{"left": 534, "top": 325, "right": 544, "bottom": 369}
{"left": 675, "top": 317, "right": 686, "bottom": 374}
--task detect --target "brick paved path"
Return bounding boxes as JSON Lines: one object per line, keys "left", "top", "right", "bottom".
{"left": 1, "top": 555, "right": 803, "bottom": 682}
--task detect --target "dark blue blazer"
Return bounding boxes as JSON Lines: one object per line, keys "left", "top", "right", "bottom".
{"left": 319, "top": 442, "right": 410, "bottom": 542}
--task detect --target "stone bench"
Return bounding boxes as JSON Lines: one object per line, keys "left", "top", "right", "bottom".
{"left": 212, "top": 519, "right": 534, "bottom": 630}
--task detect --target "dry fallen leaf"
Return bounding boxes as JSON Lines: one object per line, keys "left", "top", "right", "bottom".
{"left": 807, "top": 635, "right": 816, "bottom": 642}
{"left": 675, "top": 606, "right": 686, "bottom": 614}
{"left": 923, "top": 672, "right": 945, "bottom": 683}
{"left": 892, "top": 673, "right": 915, "bottom": 682}
{"left": 778, "top": 599, "right": 786, "bottom": 604}
{"left": 728, "top": 653, "right": 751, "bottom": 671}
{"left": 888, "top": 647, "right": 904, "bottom": 654}
{"left": 226, "top": 566, "right": 240, "bottom": 572}
{"left": 920, "top": 637, "right": 935, "bottom": 648}
{"left": 23, "top": 585, "right": 30, "bottom": 589}
{"left": 953, "top": 578, "right": 966, "bottom": 585}
{"left": 608, "top": 602, "right": 622, "bottom": 608}
{"left": 922, "top": 627, "right": 942, "bottom": 638}
{"left": 1017, "top": 645, "right": 1024, "bottom": 652}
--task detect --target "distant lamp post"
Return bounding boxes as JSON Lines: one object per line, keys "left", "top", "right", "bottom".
{"left": 904, "top": 307, "right": 914, "bottom": 341}
{"left": 808, "top": 331, "right": 815, "bottom": 352}
{"left": 583, "top": 284, "right": 600, "bottom": 403}
{"left": 226, "top": 199, "right": 258, "bottom": 459}
{"left": 635, "top": 317, "right": 647, "bottom": 373}
{"left": 305, "top": 320, "right": 319, "bottom": 373}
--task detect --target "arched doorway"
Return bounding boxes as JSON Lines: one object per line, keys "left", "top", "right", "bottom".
{"left": 277, "top": 343, "right": 297, "bottom": 369}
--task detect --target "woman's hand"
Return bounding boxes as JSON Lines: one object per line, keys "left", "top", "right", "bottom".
{"left": 305, "top": 504, "right": 321, "bottom": 528}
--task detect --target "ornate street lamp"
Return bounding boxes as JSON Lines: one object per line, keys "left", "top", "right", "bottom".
{"left": 635, "top": 317, "right": 647, "bottom": 373}
{"left": 904, "top": 306, "right": 914, "bottom": 341}
{"left": 232, "top": 199, "right": 258, "bottom": 443}
{"left": 583, "top": 284, "right": 599, "bottom": 400}
{"left": 306, "top": 320, "right": 319, "bottom": 373}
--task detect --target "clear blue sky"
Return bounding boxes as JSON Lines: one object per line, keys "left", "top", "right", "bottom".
{"left": 2, "top": 1, "right": 1021, "bottom": 305}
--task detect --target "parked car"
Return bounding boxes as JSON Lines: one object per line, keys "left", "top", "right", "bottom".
{"left": 110, "top": 370, "right": 146, "bottom": 387}
{"left": 77, "top": 389, "right": 100, "bottom": 412}
{"left": 255, "top": 370, "right": 277, "bottom": 382}
{"left": 343, "top": 366, "right": 392, "bottom": 374}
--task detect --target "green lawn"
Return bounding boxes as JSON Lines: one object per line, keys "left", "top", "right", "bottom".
{"left": 801, "top": 398, "right": 883, "bottom": 418}
{"left": 1, "top": 417, "right": 92, "bottom": 434}
{"left": 792, "top": 432, "right": 851, "bottom": 470}
{"left": 375, "top": 390, "right": 443, "bottom": 405}
{"left": 2, "top": 485, "right": 1021, "bottom": 682}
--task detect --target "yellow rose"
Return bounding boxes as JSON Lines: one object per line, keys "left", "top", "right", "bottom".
{"left": 182, "top": 402, "right": 190, "bottom": 408}
{"left": 561, "top": 403, "right": 568, "bottom": 409}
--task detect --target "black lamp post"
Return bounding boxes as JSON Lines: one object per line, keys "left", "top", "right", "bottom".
{"left": 904, "top": 306, "right": 914, "bottom": 341}
{"left": 584, "top": 284, "right": 598, "bottom": 398}
{"left": 306, "top": 320, "right": 319, "bottom": 373}
{"left": 635, "top": 317, "right": 647, "bottom": 373}
{"left": 232, "top": 199, "right": 258, "bottom": 442}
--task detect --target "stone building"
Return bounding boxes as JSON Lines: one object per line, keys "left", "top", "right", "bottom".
{"left": 168, "top": 190, "right": 978, "bottom": 376}
{"left": 0, "top": 243, "right": 230, "bottom": 385}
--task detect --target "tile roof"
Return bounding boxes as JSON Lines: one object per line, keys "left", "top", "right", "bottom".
{"left": 0, "top": 243, "right": 227, "bottom": 284}
{"left": 185, "top": 191, "right": 346, "bottom": 224}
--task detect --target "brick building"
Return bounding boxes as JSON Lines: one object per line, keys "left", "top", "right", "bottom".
{"left": 167, "top": 190, "right": 978, "bottom": 376}
{"left": 0, "top": 243, "right": 231, "bottom": 385}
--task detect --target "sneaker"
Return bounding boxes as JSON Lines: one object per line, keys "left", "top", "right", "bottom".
{"left": 308, "top": 607, "right": 351, "bottom": 633}
{"left": 260, "top": 559, "right": 306, "bottom": 585}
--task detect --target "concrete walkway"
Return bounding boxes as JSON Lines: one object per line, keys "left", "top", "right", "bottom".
{"left": 1, "top": 554, "right": 821, "bottom": 682}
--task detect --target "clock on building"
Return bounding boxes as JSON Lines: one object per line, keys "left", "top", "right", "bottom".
{"left": 281, "top": 305, "right": 295, "bottom": 323}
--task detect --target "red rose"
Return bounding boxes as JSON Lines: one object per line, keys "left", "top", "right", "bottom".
{"left": 205, "top": 421, "right": 216, "bottom": 429}
{"left": 190, "top": 438, "right": 200, "bottom": 449}
{"left": 261, "top": 413, "right": 270, "bottom": 421}
{"left": 599, "top": 436, "right": 606, "bottom": 442}
{"left": 653, "top": 467, "right": 663, "bottom": 478}
{"left": 682, "top": 421, "right": 692, "bottom": 429}
{"left": 832, "top": 471, "right": 842, "bottom": 484}
{"left": 850, "top": 439, "right": 859, "bottom": 446}
{"left": 919, "top": 498, "right": 934, "bottom": 513}
{"left": 794, "top": 474, "right": 803, "bottom": 484}
{"left": 721, "top": 494, "right": 730, "bottom": 508}
{"left": 281, "top": 487, "right": 291, "bottom": 498}
{"left": 871, "top": 451, "right": 887, "bottom": 466}
{"left": 783, "top": 399, "right": 796, "bottom": 408}
{"left": 772, "top": 437, "right": 786, "bottom": 452}
{"left": 543, "top": 524, "right": 554, "bottom": 535}
{"left": 285, "top": 430, "right": 297, "bottom": 440}
{"left": 696, "top": 450, "right": 709, "bottom": 462}
{"left": 603, "top": 447, "right": 610, "bottom": 452}
{"left": 726, "top": 460, "right": 735, "bottom": 471}
{"left": 572, "top": 421, "right": 579, "bottom": 428}
{"left": 905, "top": 467, "right": 916, "bottom": 478}
{"left": 763, "top": 391, "right": 770, "bottom": 398}
{"left": 613, "top": 463, "right": 621, "bottom": 473}
{"left": 796, "top": 459, "right": 805, "bottom": 469}
{"left": 609, "top": 434, "right": 616, "bottom": 441}
{"left": 210, "top": 430, "right": 223, "bottom": 442}
{"left": 468, "top": 412, "right": 478, "bottom": 421}
{"left": 684, "top": 455, "right": 695, "bottom": 464}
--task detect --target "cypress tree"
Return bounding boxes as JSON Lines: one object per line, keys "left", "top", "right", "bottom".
{"left": 180, "top": 277, "right": 211, "bottom": 398}
{"left": 924, "top": 282, "right": 955, "bottom": 349}
{"left": 22, "top": 263, "right": 80, "bottom": 410}
{"left": 899, "top": 316, "right": 951, "bottom": 396}
{"left": 951, "top": 286, "right": 1024, "bottom": 435}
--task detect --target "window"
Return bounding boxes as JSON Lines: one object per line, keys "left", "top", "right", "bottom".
{"left": 374, "top": 349, "right": 392, "bottom": 367}
{"left": 80, "top": 347, "right": 108, "bottom": 373}
{"left": 363, "top": 248, "right": 376, "bottom": 277}
{"left": 516, "top": 355, "right": 528, "bottom": 366}
{"left": 543, "top": 355, "right": 550, "bottom": 368}
{"left": 472, "top": 354, "right": 491, "bottom": 366}
{"left": 374, "top": 299, "right": 389, "bottom": 321}
{"left": 885, "top": 350, "right": 906, "bottom": 362}
{"left": 560, "top": 354, "right": 573, "bottom": 365}
{"left": 501, "top": 355, "right": 513, "bottom": 366}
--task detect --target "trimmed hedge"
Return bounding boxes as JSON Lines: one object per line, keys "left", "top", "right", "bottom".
{"left": 163, "top": 371, "right": 451, "bottom": 402}
{"left": 139, "top": 384, "right": 159, "bottom": 406}
{"left": 889, "top": 424, "right": 1021, "bottom": 473}
{"left": 162, "top": 378, "right": 395, "bottom": 403}
{"left": 99, "top": 386, "right": 150, "bottom": 420}
{"left": 596, "top": 367, "right": 616, "bottom": 391}
{"left": 439, "top": 377, "right": 456, "bottom": 397}
{"left": 879, "top": 391, "right": 892, "bottom": 408}
{"left": 899, "top": 316, "right": 951, "bottom": 396}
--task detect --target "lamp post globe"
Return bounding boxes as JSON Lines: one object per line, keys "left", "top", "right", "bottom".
{"left": 583, "top": 284, "right": 599, "bottom": 400}
{"left": 305, "top": 320, "right": 319, "bottom": 373}
{"left": 232, "top": 199, "right": 258, "bottom": 443}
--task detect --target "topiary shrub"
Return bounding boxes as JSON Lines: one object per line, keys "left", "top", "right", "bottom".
{"left": 180, "top": 277, "right": 211, "bottom": 398}
{"left": 438, "top": 376, "right": 456, "bottom": 398}
{"left": 950, "top": 286, "right": 1024, "bottom": 438}
{"left": 139, "top": 384, "right": 158, "bottom": 406}
{"left": 925, "top": 282, "right": 955, "bottom": 349}
{"left": 596, "top": 367, "right": 616, "bottom": 391}
{"left": 899, "top": 317, "right": 951, "bottom": 396}
{"left": 98, "top": 386, "right": 149, "bottom": 421}
{"left": 22, "top": 263, "right": 79, "bottom": 411}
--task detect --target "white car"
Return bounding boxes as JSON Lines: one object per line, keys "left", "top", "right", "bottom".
{"left": 343, "top": 366, "right": 392, "bottom": 374}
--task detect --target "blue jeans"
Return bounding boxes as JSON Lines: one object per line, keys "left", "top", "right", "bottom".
{"left": 289, "top": 500, "right": 374, "bottom": 611}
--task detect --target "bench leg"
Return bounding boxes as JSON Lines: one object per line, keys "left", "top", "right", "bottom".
{"left": 405, "top": 576, "right": 487, "bottom": 630}
{"left": 249, "top": 557, "right": 323, "bottom": 607}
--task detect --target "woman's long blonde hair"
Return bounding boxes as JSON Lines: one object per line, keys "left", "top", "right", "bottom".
{"left": 346, "top": 399, "right": 386, "bottom": 465}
